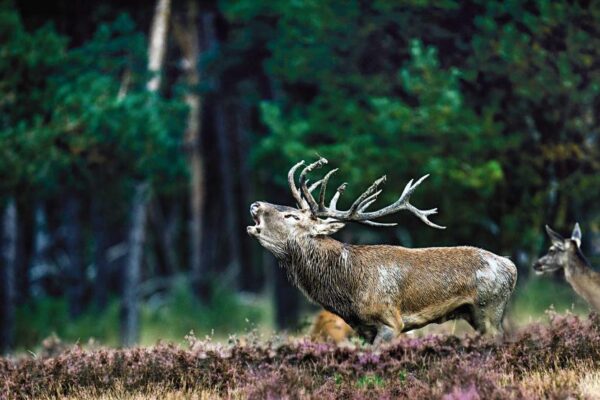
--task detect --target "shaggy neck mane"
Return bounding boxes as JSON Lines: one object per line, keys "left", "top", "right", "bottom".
{"left": 278, "top": 235, "right": 356, "bottom": 309}
{"left": 282, "top": 235, "right": 345, "bottom": 270}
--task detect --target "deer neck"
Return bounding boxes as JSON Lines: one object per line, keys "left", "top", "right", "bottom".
{"left": 564, "top": 250, "right": 600, "bottom": 311}
{"left": 280, "top": 235, "right": 356, "bottom": 309}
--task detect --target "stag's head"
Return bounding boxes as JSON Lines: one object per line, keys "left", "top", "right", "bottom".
{"left": 533, "top": 223, "right": 582, "bottom": 274}
{"left": 247, "top": 158, "right": 445, "bottom": 255}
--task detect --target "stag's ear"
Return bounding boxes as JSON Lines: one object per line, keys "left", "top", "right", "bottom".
{"left": 310, "top": 222, "right": 345, "bottom": 237}
{"left": 571, "top": 222, "right": 582, "bottom": 248}
{"left": 545, "top": 225, "right": 565, "bottom": 248}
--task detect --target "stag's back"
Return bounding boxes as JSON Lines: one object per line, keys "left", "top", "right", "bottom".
{"left": 345, "top": 244, "right": 517, "bottom": 330}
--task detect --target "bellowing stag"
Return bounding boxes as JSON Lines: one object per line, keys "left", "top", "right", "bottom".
{"left": 247, "top": 158, "right": 517, "bottom": 344}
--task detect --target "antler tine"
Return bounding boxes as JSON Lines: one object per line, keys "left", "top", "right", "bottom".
{"left": 318, "top": 168, "right": 338, "bottom": 211}
{"left": 347, "top": 175, "right": 386, "bottom": 216}
{"left": 308, "top": 179, "right": 323, "bottom": 193}
{"left": 405, "top": 204, "right": 445, "bottom": 229}
{"left": 288, "top": 160, "right": 306, "bottom": 208}
{"left": 399, "top": 174, "right": 429, "bottom": 203}
{"left": 357, "top": 190, "right": 382, "bottom": 212}
{"left": 299, "top": 157, "right": 328, "bottom": 211}
{"left": 329, "top": 183, "right": 347, "bottom": 211}
{"left": 359, "top": 174, "right": 446, "bottom": 229}
{"left": 359, "top": 220, "right": 397, "bottom": 227}
{"left": 289, "top": 159, "right": 444, "bottom": 229}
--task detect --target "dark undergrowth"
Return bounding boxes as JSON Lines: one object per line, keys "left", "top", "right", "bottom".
{"left": 2, "top": 313, "right": 599, "bottom": 399}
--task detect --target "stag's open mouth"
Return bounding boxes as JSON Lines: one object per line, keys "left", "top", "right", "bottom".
{"left": 247, "top": 203, "right": 262, "bottom": 236}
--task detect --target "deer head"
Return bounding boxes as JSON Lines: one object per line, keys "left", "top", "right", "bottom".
{"left": 533, "top": 223, "right": 582, "bottom": 273}
{"left": 247, "top": 157, "right": 445, "bottom": 255}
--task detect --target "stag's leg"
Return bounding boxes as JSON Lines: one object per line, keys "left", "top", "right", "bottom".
{"left": 356, "top": 326, "right": 378, "bottom": 344}
{"left": 373, "top": 310, "right": 404, "bottom": 346}
{"left": 373, "top": 325, "right": 395, "bottom": 346}
{"left": 471, "top": 302, "right": 506, "bottom": 336}
{"left": 474, "top": 255, "right": 517, "bottom": 336}
{"left": 467, "top": 306, "right": 488, "bottom": 334}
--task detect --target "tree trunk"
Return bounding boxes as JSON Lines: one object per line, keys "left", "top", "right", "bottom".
{"left": 214, "top": 100, "right": 242, "bottom": 283}
{"left": 92, "top": 197, "right": 110, "bottom": 310}
{"left": 120, "top": 182, "right": 150, "bottom": 347}
{"left": 64, "top": 193, "right": 85, "bottom": 318}
{"left": 235, "top": 104, "right": 263, "bottom": 293}
{"left": 172, "top": 0, "right": 206, "bottom": 300}
{"left": 148, "top": 199, "right": 177, "bottom": 276}
{"left": 119, "top": 0, "right": 171, "bottom": 346}
{"left": 202, "top": 11, "right": 242, "bottom": 283}
{"left": 30, "top": 203, "right": 51, "bottom": 296}
{"left": 0, "top": 200, "right": 17, "bottom": 354}
{"left": 15, "top": 198, "right": 34, "bottom": 304}
{"left": 146, "top": 0, "right": 171, "bottom": 92}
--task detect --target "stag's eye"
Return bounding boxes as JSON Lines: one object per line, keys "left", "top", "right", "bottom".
{"left": 284, "top": 214, "right": 300, "bottom": 220}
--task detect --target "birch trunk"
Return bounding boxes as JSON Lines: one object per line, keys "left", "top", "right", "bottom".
{"left": 92, "top": 197, "right": 110, "bottom": 310}
{"left": 146, "top": 0, "right": 171, "bottom": 92}
{"left": 120, "top": 0, "right": 170, "bottom": 346}
{"left": 214, "top": 100, "right": 241, "bottom": 281}
{"left": 121, "top": 183, "right": 150, "bottom": 347}
{"left": 0, "top": 200, "right": 17, "bottom": 353}
{"left": 173, "top": 0, "right": 206, "bottom": 298}
{"left": 64, "top": 193, "right": 85, "bottom": 318}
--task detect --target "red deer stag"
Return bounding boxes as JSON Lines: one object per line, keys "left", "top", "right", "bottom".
{"left": 533, "top": 224, "right": 600, "bottom": 311}
{"left": 247, "top": 158, "right": 517, "bottom": 344}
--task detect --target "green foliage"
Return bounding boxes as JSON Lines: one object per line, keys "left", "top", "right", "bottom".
{"left": 15, "top": 296, "right": 122, "bottom": 348}
{"left": 15, "top": 282, "right": 270, "bottom": 349}
{"left": 140, "top": 280, "right": 270, "bottom": 345}
{"left": 0, "top": 8, "right": 187, "bottom": 199}
{"left": 44, "top": 14, "right": 187, "bottom": 193}
{"left": 0, "top": 6, "right": 67, "bottom": 192}
{"left": 510, "top": 277, "right": 590, "bottom": 323}
{"left": 223, "top": 0, "right": 600, "bottom": 253}
{"left": 356, "top": 374, "right": 385, "bottom": 389}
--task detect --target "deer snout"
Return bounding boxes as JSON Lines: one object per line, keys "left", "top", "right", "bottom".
{"left": 532, "top": 260, "right": 545, "bottom": 273}
{"left": 251, "top": 201, "right": 263, "bottom": 216}
{"left": 248, "top": 202, "right": 263, "bottom": 236}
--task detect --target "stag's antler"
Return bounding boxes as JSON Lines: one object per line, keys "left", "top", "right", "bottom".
{"left": 287, "top": 157, "right": 445, "bottom": 229}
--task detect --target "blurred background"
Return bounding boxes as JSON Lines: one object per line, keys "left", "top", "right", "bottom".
{"left": 1, "top": 0, "right": 599, "bottom": 353}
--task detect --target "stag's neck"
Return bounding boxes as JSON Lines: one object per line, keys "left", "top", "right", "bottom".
{"left": 280, "top": 236, "right": 357, "bottom": 308}
{"left": 565, "top": 250, "right": 600, "bottom": 311}
{"left": 283, "top": 235, "right": 346, "bottom": 273}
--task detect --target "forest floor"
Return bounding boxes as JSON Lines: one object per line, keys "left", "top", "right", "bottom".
{"left": 2, "top": 312, "right": 599, "bottom": 399}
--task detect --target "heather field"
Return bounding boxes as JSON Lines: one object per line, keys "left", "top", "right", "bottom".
{"left": 2, "top": 313, "right": 599, "bottom": 400}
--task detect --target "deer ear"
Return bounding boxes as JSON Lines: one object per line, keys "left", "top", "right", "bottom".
{"left": 571, "top": 222, "right": 582, "bottom": 248}
{"left": 545, "top": 225, "right": 565, "bottom": 247}
{"left": 310, "top": 222, "right": 345, "bottom": 237}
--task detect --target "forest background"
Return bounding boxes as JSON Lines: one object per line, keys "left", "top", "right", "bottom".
{"left": 1, "top": 0, "right": 599, "bottom": 352}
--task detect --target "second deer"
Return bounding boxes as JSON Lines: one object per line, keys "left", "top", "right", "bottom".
{"left": 533, "top": 223, "right": 600, "bottom": 311}
{"left": 310, "top": 310, "right": 354, "bottom": 344}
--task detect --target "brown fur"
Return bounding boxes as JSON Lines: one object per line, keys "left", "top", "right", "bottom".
{"left": 248, "top": 201, "right": 517, "bottom": 344}
{"left": 534, "top": 224, "right": 600, "bottom": 311}
{"left": 310, "top": 310, "right": 354, "bottom": 344}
